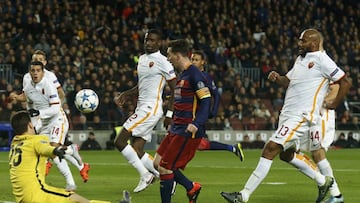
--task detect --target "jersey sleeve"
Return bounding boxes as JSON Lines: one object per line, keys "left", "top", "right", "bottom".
{"left": 22, "top": 74, "right": 31, "bottom": 91}
{"left": 320, "top": 53, "right": 345, "bottom": 82}
{"left": 45, "top": 70, "right": 61, "bottom": 89}
{"left": 160, "top": 56, "right": 177, "bottom": 81}
{"left": 189, "top": 66, "right": 211, "bottom": 127}
{"left": 205, "top": 73, "right": 220, "bottom": 118}
{"left": 286, "top": 57, "right": 298, "bottom": 80}
{"left": 33, "top": 135, "right": 55, "bottom": 157}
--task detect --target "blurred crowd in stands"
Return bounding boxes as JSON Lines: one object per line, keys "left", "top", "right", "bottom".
{"left": 0, "top": 0, "right": 359, "bottom": 135}
{"left": 331, "top": 131, "right": 360, "bottom": 148}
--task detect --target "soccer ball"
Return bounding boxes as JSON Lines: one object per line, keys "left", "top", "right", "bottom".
{"left": 74, "top": 89, "right": 99, "bottom": 113}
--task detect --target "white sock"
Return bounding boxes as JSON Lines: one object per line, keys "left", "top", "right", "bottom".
{"left": 141, "top": 152, "right": 159, "bottom": 177}
{"left": 53, "top": 156, "right": 76, "bottom": 187}
{"left": 121, "top": 144, "right": 148, "bottom": 176}
{"left": 289, "top": 153, "right": 325, "bottom": 186}
{"left": 241, "top": 157, "right": 273, "bottom": 202}
{"left": 318, "top": 159, "right": 341, "bottom": 196}
{"left": 69, "top": 144, "right": 83, "bottom": 165}
{"left": 64, "top": 154, "right": 84, "bottom": 170}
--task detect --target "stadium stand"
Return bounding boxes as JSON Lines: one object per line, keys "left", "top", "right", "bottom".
{"left": 0, "top": 0, "right": 359, "bottom": 131}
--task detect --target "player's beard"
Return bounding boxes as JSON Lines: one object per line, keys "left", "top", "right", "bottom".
{"left": 298, "top": 47, "right": 308, "bottom": 58}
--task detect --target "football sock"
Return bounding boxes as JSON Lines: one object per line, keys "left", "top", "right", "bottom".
{"left": 69, "top": 144, "right": 83, "bottom": 165}
{"left": 89, "top": 200, "right": 111, "bottom": 203}
{"left": 317, "top": 159, "right": 341, "bottom": 196}
{"left": 160, "top": 173, "right": 174, "bottom": 203}
{"left": 289, "top": 153, "right": 325, "bottom": 186}
{"left": 209, "top": 141, "right": 232, "bottom": 151}
{"left": 121, "top": 144, "right": 148, "bottom": 176}
{"left": 173, "top": 169, "right": 193, "bottom": 191}
{"left": 53, "top": 156, "right": 76, "bottom": 188}
{"left": 141, "top": 152, "right": 159, "bottom": 177}
{"left": 64, "top": 154, "right": 83, "bottom": 170}
{"left": 241, "top": 157, "right": 272, "bottom": 201}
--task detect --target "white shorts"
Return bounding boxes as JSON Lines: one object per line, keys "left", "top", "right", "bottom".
{"left": 269, "top": 113, "right": 311, "bottom": 151}
{"left": 301, "top": 109, "right": 335, "bottom": 151}
{"left": 38, "top": 111, "right": 69, "bottom": 145}
{"left": 123, "top": 105, "right": 163, "bottom": 142}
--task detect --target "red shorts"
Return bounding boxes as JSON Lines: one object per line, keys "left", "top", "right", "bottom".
{"left": 157, "top": 132, "right": 201, "bottom": 170}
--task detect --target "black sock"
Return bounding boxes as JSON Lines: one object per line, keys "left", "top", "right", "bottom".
{"left": 160, "top": 179, "right": 174, "bottom": 203}
{"left": 174, "top": 169, "right": 192, "bottom": 191}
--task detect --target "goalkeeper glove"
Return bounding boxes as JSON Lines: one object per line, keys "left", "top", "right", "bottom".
{"left": 28, "top": 109, "right": 40, "bottom": 117}
{"left": 53, "top": 146, "right": 67, "bottom": 161}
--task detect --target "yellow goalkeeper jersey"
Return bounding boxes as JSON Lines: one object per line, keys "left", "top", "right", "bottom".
{"left": 9, "top": 134, "right": 73, "bottom": 203}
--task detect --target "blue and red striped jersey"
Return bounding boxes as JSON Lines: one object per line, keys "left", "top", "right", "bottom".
{"left": 203, "top": 71, "right": 220, "bottom": 118}
{"left": 170, "top": 65, "right": 211, "bottom": 138}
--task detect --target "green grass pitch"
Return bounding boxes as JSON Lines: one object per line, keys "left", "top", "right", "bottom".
{"left": 1, "top": 149, "right": 359, "bottom": 203}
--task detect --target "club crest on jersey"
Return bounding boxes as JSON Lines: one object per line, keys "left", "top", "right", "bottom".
{"left": 197, "top": 81, "right": 205, "bottom": 89}
{"left": 308, "top": 62, "right": 314, "bottom": 69}
{"left": 149, "top": 61, "right": 154, "bottom": 68}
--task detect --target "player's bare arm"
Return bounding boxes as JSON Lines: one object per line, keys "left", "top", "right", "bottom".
{"left": 323, "top": 83, "right": 339, "bottom": 108}
{"left": 114, "top": 85, "right": 139, "bottom": 107}
{"left": 9, "top": 92, "right": 26, "bottom": 102}
{"left": 325, "top": 76, "right": 352, "bottom": 109}
{"left": 268, "top": 71, "right": 290, "bottom": 87}
{"left": 57, "top": 87, "right": 66, "bottom": 105}
{"left": 163, "top": 79, "right": 177, "bottom": 129}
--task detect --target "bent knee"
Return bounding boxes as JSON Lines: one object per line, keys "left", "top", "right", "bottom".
{"left": 153, "top": 155, "right": 160, "bottom": 170}
{"left": 158, "top": 165, "right": 172, "bottom": 175}
{"left": 262, "top": 141, "right": 282, "bottom": 159}
{"left": 114, "top": 129, "right": 131, "bottom": 150}
{"left": 279, "top": 148, "right": 295, "bottom": 162}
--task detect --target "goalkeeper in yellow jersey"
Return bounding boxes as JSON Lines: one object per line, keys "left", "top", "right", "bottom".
{"left": 8, "top": 111, "right": 111, "bottom": 203}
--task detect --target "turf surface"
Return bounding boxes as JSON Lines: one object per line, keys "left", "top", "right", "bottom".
{"left": 1, "top": 149, "right": 359, "bottom": 203}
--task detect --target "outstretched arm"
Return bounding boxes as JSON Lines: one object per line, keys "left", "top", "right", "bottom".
{"left": 114, "top": 85, "right": 139, "bottom": 107}
{"left": 268, "top": 71, "right": 290, "bottom": 87}
{"left": 9, "top": 92, "right": 27, "bottom": 103}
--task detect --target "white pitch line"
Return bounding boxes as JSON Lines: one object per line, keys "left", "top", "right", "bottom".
{"left": 263, "top": 182, "right": 287, "bottom": 185}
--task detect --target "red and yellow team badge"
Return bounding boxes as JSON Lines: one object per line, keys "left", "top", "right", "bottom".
{"left": 308, "top": 62, "right": 314, "bottom": 69}
{"left": 149, "top": 61, "right": 154, "bottom": 68}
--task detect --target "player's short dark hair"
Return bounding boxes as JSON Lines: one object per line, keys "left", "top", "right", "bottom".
{"left": 168, "top": 39, "right": 189, "bottom": 56}
{"left": 11, "top": 111, "right": 31, "bottom": 135}
{"left": 192, "top": 50, "right": 207, "bottom": 61}
{"left": 29, "top": 61, "right": 44, "bottom": 70}
{"left": 147, "top": 29, "right": 162, "bottom": 39}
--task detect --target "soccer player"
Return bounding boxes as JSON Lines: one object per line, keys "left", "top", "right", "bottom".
{"left": 155, "top": 39, "right": 211, "bottom": 203}
{"left": 16, "top": 50, "right": 66, "bottom": 104}
{"left": 190, "top": 50, "right": 244, "bottom": 161}
{"left": 303, "top": 34, "right": 344, "bottom": 203}
{"left": 276, "top": 33, "right": 344, "bottom": 203}
{"left": 10, "top": 50, "right": 89, "bottom": 183}
{"left": 221, "top": 29, "right": 351, "bottom": 203}
{"left": 113, "top": 29, "right": 177, "bottom": 193}
{"left": 307, "top": 83, "right": 344, "bottom": 203}
{"left": 10, "top": 61, "right": 88, "bottom": 191}
{"left": 9, "top": 111, "right": 111, "bottom": 203}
